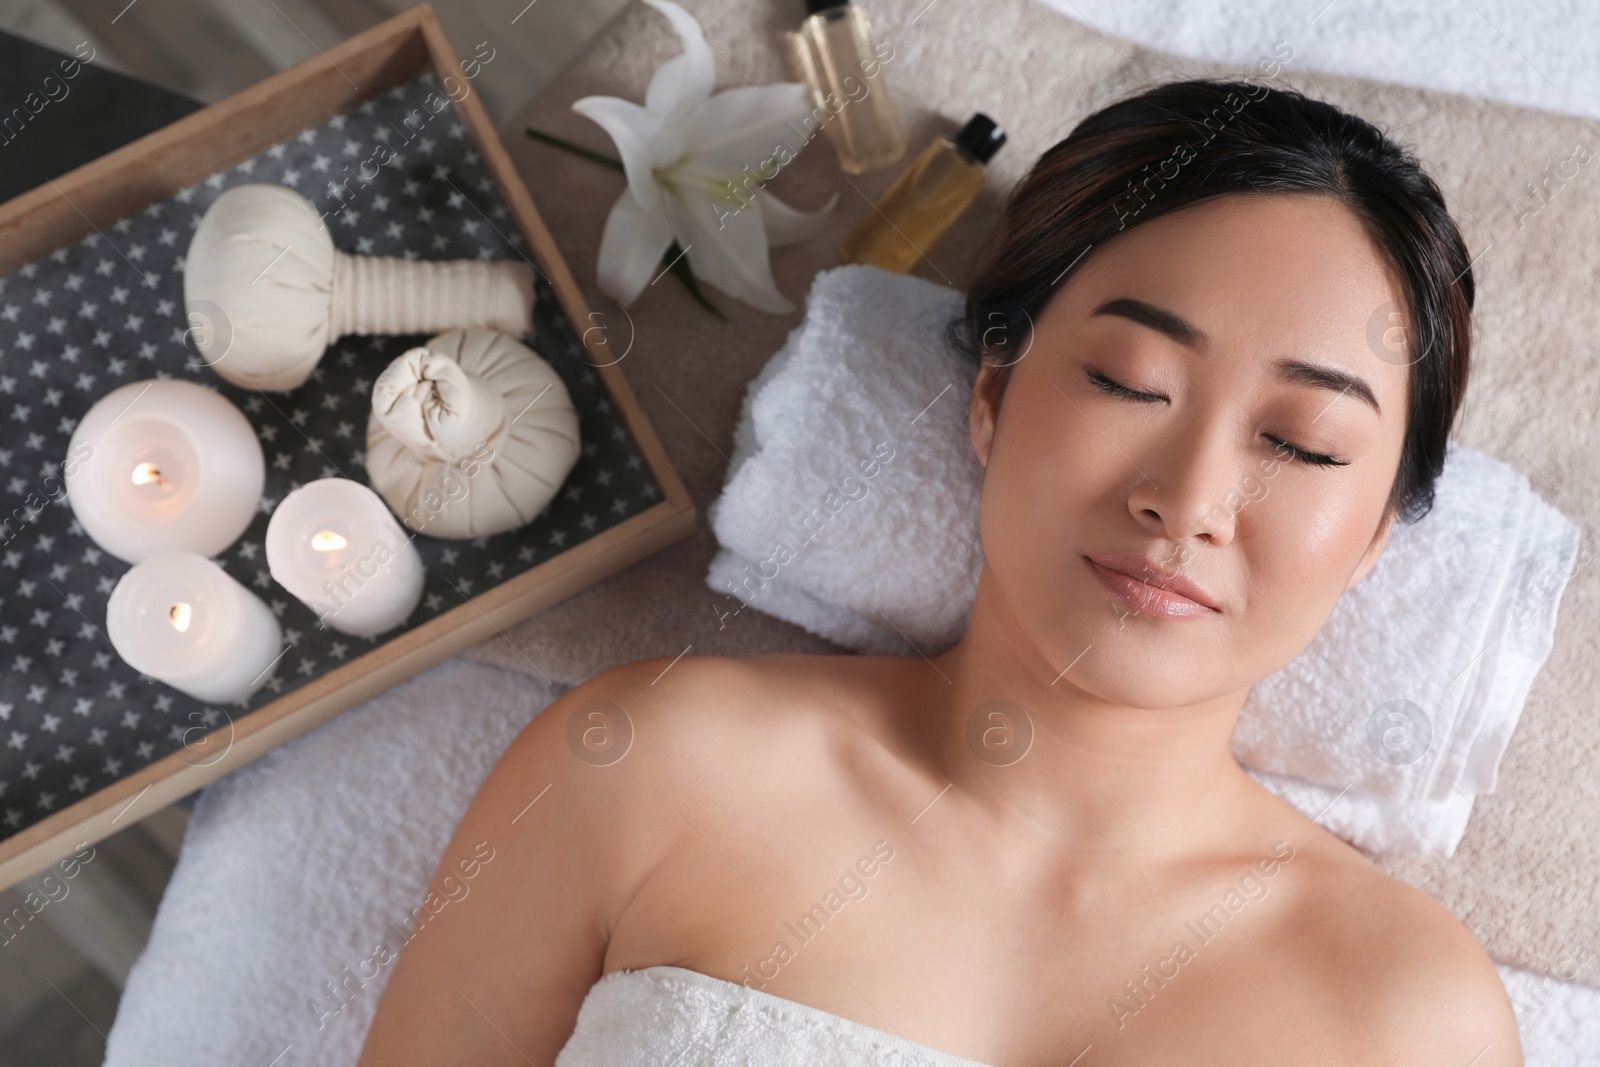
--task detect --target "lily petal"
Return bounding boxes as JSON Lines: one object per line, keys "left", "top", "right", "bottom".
{"left": 677, "top": 83, "right": 816, "bottom": 174}
{"left": 755, "top": 188, "right": 841, "bottom": 248}
{"left": 642, "top": 0, "right": 717, "bottom": 122}
{"left": 571, "top": 94, "right": 670, "bottom": 214}
{"left": 661, "top": 176, "right": 795, "bottom": 314}
{"left": 594, "top": 188, "right": 677, "bottom": 307}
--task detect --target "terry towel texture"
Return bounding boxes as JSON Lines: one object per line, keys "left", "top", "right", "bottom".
{"left": 704, "top": 264, "right": 1580, "bottom": 860}
{"left": 472, "top": 0, "right": 1600, "bottom": 981}
{"left": 556, "top": 966, "right": 991, "bottom": 1066}
{"left": 103, "top": 657, "right": 569, "bottom": 1067}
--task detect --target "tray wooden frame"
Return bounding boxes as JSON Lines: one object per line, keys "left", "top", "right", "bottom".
{"left": 0, "top": 4, "right": 695, "bottom": 891}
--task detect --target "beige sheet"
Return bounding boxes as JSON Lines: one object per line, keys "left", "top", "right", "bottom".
{"left": 461, "top": 0, "right": 1600, "bottom": 985}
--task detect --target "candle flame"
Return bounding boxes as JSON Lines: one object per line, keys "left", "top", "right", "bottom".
{"left": 131, "top": 462, "right": 165, "bottom": 486}
{"left": 169, "top": 602, "right": 192, "bottom": 632}
{"left": 311, "top": 531, "right": 347, "bottom": 552}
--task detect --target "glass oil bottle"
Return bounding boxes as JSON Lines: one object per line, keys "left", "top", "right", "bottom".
{"left": 838, "top": 112, "right": 1006, "bottom": 273}
{"left": 790, "top": 0, "right": 907, "bottom": 175}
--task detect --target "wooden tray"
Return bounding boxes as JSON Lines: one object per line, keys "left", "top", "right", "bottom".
{"left": 0, "top": 5, "right": 694, "bottom": 890}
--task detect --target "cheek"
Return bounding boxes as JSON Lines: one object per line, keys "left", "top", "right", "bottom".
{"left": 1238, "top": 469, "right": 1382, "bottom": 637}
{"left": 977, "top": 380, "right": 1151, "bottom": 663}
{"left": 978, "top": 382, "right": 1099, "bottom": 567}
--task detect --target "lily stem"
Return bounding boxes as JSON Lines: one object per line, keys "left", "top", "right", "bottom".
{"left": 524, "top": 126, "right": 626, "bottom": 171}
{"left": 663, "top": 240, "right": 726, "bottom": 321}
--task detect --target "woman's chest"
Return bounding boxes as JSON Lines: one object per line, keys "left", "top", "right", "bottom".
{"left": 599, "top": 807, "right": 1357, "bottom": 1066}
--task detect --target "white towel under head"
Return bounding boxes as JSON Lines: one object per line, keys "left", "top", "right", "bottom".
{"left": 705, "top": 264, "right": 1582, "bottom": 860}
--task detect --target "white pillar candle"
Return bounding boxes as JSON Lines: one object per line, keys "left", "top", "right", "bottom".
{"left": 106, "top": 551, "right": 283, "bottom": 705}
{"left": 65, "top": 379, "right": 265, "bottom": 564}
{"left": 265, "top": 478, "right": 425, "bottom": 637}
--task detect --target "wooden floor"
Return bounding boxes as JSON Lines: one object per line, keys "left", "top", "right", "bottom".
{"left": 0, "top": 806, "right": 189, "bottom": 1067}
{"left": 0, "top": 4, "right": 627, "bottom": 1063}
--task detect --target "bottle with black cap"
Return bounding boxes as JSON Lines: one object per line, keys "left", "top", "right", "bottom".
{"left": 790, "top": 0, "right": 907, "bottom": 174}
{"left": 838, "top": 113, "right": 1007, "bottom": 273}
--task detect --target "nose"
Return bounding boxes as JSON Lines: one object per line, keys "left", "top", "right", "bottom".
{"left": 1124, "top": 414, "right": 1244, "bottom": 549}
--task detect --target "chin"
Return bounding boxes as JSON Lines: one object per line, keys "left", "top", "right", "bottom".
{"left": 1035, "top": 592, "right": 1246, "bottom": 709}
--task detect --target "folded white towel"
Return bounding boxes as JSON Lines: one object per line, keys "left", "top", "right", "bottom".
{"left": 1235, "top": 444, "right": 1583, "bottom": 805}
{"left": 1240, "top": 766, "right": 1476, "bottom": 859}
{"left": 705, "top": 264, "right": 1582, "bottom": 859}
{"left": 706, "top": 269, "right": 985, "bottom": 657}
{"left": 103, "top": 657, "right": 569, "bottom": 1067}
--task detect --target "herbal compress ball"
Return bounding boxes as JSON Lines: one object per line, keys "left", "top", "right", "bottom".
{"left": 184, "top": 183, "right": 536, "bottom": 391}
{"left": 366, "top": 328, "right": 582, "bottom": 539}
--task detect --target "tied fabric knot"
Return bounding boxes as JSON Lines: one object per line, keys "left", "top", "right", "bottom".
{"left": 370, "top": 346, "right": 506, "bottom": 465}
{"left": 365, "top": 327, "right": 582, "bottom": 539}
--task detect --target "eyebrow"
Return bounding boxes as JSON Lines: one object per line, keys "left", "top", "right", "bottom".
{"left": 1273, "top": 358, "right": 1382, "bottom": 416}
{"left": 1093, "top": 297, "right": 1202, "bottom": 347}
{"left": 1090, "top": 296, "right": 1383, "bottom": 416}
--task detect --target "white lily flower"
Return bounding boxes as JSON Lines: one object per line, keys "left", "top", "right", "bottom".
{"left": 571, "top": 0, "right": 838, "bottom": 314}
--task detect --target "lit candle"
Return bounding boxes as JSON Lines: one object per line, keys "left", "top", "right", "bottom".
{"left": 65, "top": 379, "right": 265, "bottom": 563}
{"left": 106, "top": 551, "right": 283, "bottom": 704}
{"left": 265, "top": 478, "right": 425, "bottom": 637}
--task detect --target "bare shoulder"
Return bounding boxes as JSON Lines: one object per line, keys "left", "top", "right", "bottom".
{"left": 509, "top": 651, "right": 872, "bottom": 812}
{"left": 357, "top": 654, "right": 873, "bottom": 1065}
{"left": 546, "top": 650, "right": 921, "bottom": 844}
{"left": 1370, "top": 885, "right": 1523, "bottom": 1067}
{"left": 357, "top": 654, "right": 819, "bottom": 1065}
{"left": 505, "top": 652, "right": 801, "bottom": 759}
{"left": 1265, "top": 816, "right": 1522, "bottom": 1066}
{"left": 551, "top": 650, "right": 859, "bottom": 758}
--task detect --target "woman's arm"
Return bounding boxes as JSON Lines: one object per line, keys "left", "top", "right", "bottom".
{"left": 355, "top": 657, "right": 684, "bottom": 1066}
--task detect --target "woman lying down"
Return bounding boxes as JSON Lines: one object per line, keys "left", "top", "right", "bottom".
{"left": 357, "top": 78, "right": 1521, "bottom": 1066}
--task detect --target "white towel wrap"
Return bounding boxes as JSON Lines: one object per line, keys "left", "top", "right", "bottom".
{"left": 555, "top": 966, "right": 992, "bottom": 1066}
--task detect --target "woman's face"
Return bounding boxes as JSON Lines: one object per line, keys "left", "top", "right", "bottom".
{"left": 969, "top": 192, "right": 1411, "bottom": 708}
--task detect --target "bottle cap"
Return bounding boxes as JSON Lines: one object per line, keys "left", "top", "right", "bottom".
{"left": 954, "top": 113, "right": 1006, "bottom": 165}
{"left": 804, "top": 0, "right": 849, "bottom": 13}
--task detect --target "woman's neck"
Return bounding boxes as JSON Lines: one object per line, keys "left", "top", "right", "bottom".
{"left": 917, "top": 565, "right": 1257, "bottom": 869}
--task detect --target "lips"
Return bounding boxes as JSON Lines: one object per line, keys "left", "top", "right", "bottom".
{"left": 1084, "top": 552, "right": 1222, "bottom": 619}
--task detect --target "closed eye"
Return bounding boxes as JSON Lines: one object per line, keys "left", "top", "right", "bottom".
{"left": 1265, "top": 435, "right": 1348, "bottom": 468}
{"left": 1086, "top": 367, "right": 1166, "bottom": 403}
{"left": 1088, "top": 368, "right": 1348, "bottom": 468}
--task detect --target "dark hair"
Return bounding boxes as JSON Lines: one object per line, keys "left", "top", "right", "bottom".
{"left": 947, "top": 78, "right": 1474, "bottom": 525}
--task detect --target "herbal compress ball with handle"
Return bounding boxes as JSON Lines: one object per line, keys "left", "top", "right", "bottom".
{"left": 184, "top": 183, "right": 537, "bottom": 391}
{"left": 366, "top": 328, "right": 582, "bottom": 539}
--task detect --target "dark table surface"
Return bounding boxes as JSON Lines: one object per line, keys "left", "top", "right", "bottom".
{"left": 0, "top": 30, "right": 201, "bottom": 204}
